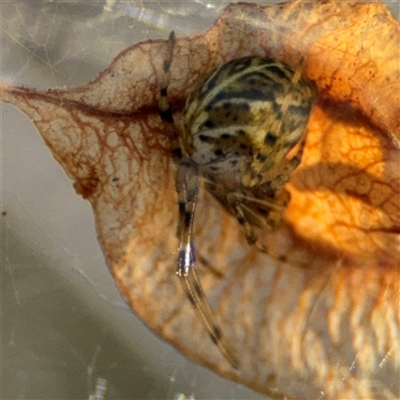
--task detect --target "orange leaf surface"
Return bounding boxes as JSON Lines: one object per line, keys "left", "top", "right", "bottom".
{"left": 1, "top": 1, "right": 399, "bottom": 399}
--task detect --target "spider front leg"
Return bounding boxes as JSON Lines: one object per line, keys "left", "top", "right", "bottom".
{"left": 175, "top": 159, "right": 239, "bottom": 369}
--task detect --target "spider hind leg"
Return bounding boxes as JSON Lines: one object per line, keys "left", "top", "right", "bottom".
{"left": 227, "top": 190, "right": 291, "bottom": 263}
{"left": 158, "top": 31, "right": 182, "bottom": 163}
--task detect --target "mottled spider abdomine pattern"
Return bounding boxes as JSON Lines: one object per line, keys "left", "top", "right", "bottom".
{"left": 159, "top": 32, "right": 316, "bottom": 368}
{"left": 183, "top": 55, "right": 316, "bottom": 234}
{"left": 184, "top": 56, "right": 314, "bottom": 186}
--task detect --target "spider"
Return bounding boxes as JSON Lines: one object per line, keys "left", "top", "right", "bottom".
{"left": 158, "top": 31, "right": 317, "bottom": 369}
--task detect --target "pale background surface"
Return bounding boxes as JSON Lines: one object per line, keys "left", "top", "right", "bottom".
{"left": 1, "top": 1, "right": 399, "bottom": 399}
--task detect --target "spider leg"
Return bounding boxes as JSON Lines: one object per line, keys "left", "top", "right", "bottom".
{"left": 158, "top": 31, "right": 182, "bottom": 163}
{"left": 227, "top": 192, "right": 290, "bottom": 263}
{"left": 197, "top": 253, "right": 224, "bottom": 279}
{"left": 180, "top": 269, "right": 239, "bottom": 369}
{"left": 233, "top": 191, "right": 285, "bottom": 213}
{"left": 227, "top": 192, "right": 265, "bottom": 246}
{"left": 176, "top": 159, "right": 239, "bottom": 369}
{"left": 260, "top": 137, "right": 305, "bottom": 184}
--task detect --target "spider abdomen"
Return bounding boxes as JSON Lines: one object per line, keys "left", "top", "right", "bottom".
{"left": 182, "top": 56, "right": 316, "bottom": 191}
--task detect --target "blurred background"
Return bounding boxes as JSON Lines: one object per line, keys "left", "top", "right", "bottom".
{"left": 1, "top": 1, "right": 399, "bottom": 399}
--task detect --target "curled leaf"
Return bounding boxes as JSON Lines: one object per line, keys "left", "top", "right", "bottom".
{"left": 1, "top": 1, "right": 399, "bottom": 399}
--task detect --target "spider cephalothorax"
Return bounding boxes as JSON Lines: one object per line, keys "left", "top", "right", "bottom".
{"left": 158, "top": 32, "right": 316, "bottom": 368}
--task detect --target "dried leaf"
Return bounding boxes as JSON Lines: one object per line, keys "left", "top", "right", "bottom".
{"left": 1, "top": 1, "right": 399, "bottom": 399}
